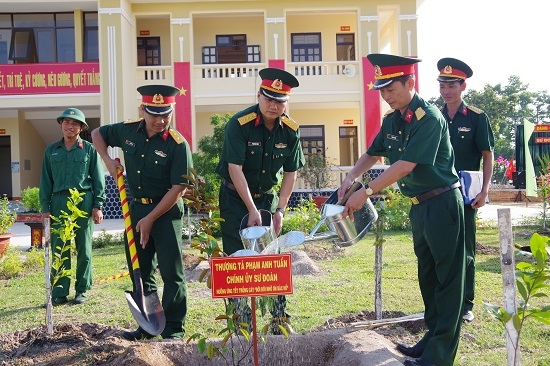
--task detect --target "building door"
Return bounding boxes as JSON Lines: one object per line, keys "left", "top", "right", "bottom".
{"left": 0, "top": 136, "right": 12, "bottom": 198}
{"left": 137, "top": 37, "right": 160, "bottom": 66}
{"left": 336, "top": 33, "right": 355, "bottom": 61}
{"left": 339, "top": 126, "right": 358, "bottom": 166}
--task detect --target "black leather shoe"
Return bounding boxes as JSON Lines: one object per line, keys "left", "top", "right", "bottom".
{"left": 121, "top": 328, "right": 156, "bottom": 341}
{"left": 396, "top": 342, "right": 424, "bottom": 358}
{"left": 404, "top": 358, "right": 437, "bottom": 366}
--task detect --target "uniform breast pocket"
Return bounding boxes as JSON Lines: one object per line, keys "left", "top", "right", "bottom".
{"left": 243, "top": 146, "right": 263, "bottom": 170}
{"left": 123, "top": 145, "right": 137, "bottom": 156}
{"left": 74, "top": 154, "right": 89, "bottom": 176}
{"left": 382, "top": 139, "right": 402, "bottom": 160}
{"left": 272, "top": 148, "right": 290, "bottom": 163}
{"left": 145, "top": 155, "right": 168, "bottom": 176}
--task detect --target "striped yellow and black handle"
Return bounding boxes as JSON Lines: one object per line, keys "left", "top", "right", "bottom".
{"left": 115, "top": 159, "right": 148, "bottom": 319}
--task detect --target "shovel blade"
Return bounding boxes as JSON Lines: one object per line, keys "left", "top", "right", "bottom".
{"left": 125, "top": 290, "right": 166, "bottom": 336}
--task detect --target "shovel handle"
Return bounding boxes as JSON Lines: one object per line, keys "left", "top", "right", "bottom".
{"left": 115, "top": 158, "right": 140, "bottom": 271}
{"left": 336, "top": 181, "right": 363, "bottom": 205}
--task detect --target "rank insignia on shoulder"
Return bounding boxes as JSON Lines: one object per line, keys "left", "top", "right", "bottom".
{"left": 281, "top": 115, "right": 298, "bottom": 131}
{"left": 275, "top": 143, "right": 287, "bottom": 149}
{"left": 238, "top": 112, "right": 257, "bottom": 125}
{"left": 384, "top": 109, "right": 395, "bottom": 117}
{"left": 124, "top": 118, "right": 142, "bottom": 124}
{"left": 169, "top": 129, "right": 184, "bottom": 144}
{"left": 415, "top": 107, "right": 426, "bottom": 120}
{"left": 468, "top": 105, "right": 483, "bottom": 114}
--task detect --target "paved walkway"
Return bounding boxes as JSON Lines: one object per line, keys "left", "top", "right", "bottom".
{"left": 6, "top": 202, "right": 546, "bottom": 251}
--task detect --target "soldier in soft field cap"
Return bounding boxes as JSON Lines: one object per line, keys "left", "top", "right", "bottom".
{"left": 40, "top": 107, "right": 105, "bottom": 307}
{"left": 57, "top": 107, "right": 89, "bottom": 130}
{"left": 437, "top": 57, "right": 494, "bottom": 325}
{"left": 339, "top": 53, "right": 465, "bottom": 366}
{"left": 215, "top": 67, "right": 305, "bottom": 335}
{"left": 91, "top": 84, "right": 193, "bottom": 340}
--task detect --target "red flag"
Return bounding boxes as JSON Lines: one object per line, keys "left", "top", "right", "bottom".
{"left": 362, "top": 57, "right": 381, "bottom": 148}
{"left": 505, "top": 157, "right": 516, "bottom": 179}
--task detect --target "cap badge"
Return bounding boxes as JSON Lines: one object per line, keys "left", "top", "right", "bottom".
{"left": 152, "top": 94, "right": 165, "bottom": 105}
{"left": 271, "top": 79, "right": 283, "bottom": 91}
{"left": 443, "top": 65, "right": 453, "bottom": 74}
{"left": 69, "top": 110, "right": 75, "bottom": 115}
{"left": 374, "top": 65, "right": 382, "bottom": 77}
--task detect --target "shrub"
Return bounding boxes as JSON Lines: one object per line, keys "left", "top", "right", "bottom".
{"left": 92, "top": 230, "right": 124, "bottom": 249}
{"left": 0, "top": 248, "right": 23, "bottom": 279}
{"left": 20, "top": 187, "right": 41, "bottom": 213}
{"left": 281, "top": 199, "right": 328, "bottom": 235}
{"left": 376, "top": 188, "right": 411, "bottom": 231}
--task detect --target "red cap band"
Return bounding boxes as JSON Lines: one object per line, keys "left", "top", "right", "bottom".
{"left": 141, "top": 94, "right": 176, "bottom": 106}
{"left": 439, "top": 66, "right": 467, "bottom": 80}
{"left": 375, "top": 64, "right": 416, "bottom": 80}
{"left": 260, "top": 79, "right": 292, "bottom": 95}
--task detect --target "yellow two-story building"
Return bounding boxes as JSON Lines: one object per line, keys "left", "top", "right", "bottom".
{"left": 0, "top": 0, "right": 423, "bottom": 211}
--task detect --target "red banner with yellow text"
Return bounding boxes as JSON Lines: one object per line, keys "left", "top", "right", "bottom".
{"left": 0, "top": 62, "right": 100, "bottom": 95}
{"left": 173, "top": 62, "right": 193, "bottom": 148}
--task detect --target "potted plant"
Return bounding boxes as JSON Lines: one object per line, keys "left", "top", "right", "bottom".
{"left": 298, "top": 149, "right": 336, "bottom": 208}
{"left": 0, "top": 194, "right": 17, "bottom": 257}
{"left": 17, "top": 187, "right": 43, "bottom": 249}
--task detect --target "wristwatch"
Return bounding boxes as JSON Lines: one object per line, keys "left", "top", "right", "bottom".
{"left": 365, "top": 184, "right": 373, "bottom": 196}
{"left": 275, "top": 207, "right": 285, "bottom": 216}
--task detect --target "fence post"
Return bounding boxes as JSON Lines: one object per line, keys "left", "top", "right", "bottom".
{"left": 497, "top": 208, "right": 520, "bottom": 366}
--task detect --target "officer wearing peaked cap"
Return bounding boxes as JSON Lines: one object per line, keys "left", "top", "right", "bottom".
{"left": 438, "top": 57, "right": 494, "bottom": 324}
{"left": 40, "top": 107, "right": 106, "bottom": 306}
{"left": 339, "top": 54, "right": 465, "bottom": 366}
{"left": 91, "top": 84, "right": 193, "bottom": 340}
{"left": 215, "top": 67, "right": 305, "bottom": 335}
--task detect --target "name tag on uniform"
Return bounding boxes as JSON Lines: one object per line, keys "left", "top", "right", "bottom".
{"left": 125, "top": 140, "right": 136, "bottom": 147}
{"left": 248, "top": 142, "right": 261, "bottom": 146}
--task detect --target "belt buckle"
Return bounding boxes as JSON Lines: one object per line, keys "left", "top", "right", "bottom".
{"left": 139, "top": 198, "right": 151, "bottom": 204}
{"left": 253, "top": 193, "right": 262, "bottom": 199}
{"left": 411, "top": 196, "right": 419, "bottom": 205}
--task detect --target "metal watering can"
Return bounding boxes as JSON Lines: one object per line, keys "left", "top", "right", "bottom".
{"left": 239, "top": 209, "right": 276, "bottom": 253}
{"left": 306, "top": 182, "right": 378, "bottom": 246}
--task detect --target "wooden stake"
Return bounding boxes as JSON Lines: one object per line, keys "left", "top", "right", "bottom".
{"left": 44, "top": 217, "right": 53, "bottom": 335}
{"left": 497, "top": 208, "right": 520, "bottom": 366}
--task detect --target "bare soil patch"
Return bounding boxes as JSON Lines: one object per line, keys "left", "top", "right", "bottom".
{"left": 1, "top": 244, "right": 423, "bottom": 366}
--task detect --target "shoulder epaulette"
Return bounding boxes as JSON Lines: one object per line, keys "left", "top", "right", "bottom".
{"left": 123, "top": 118, "right": 142, "bottom": 124}
{"left": 468, "top": 105, "right": 483, "bottom": 114}
{"left": 415, "top": 107, "right": 426, "bottom": 120}
{"left": 238, "top": 112, "right": 257, "bottom": 125}
{"left": 281, "top": 115, "right": 298, "bottom": 131}
{"left": 384, "top": 109, "right": 395, "bottom": 117}
{"left": 169, "top": 129, "right": 184, "bottom": 144}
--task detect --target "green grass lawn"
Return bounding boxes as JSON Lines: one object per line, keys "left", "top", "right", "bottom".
{"left": 0, "top": 227, "right": 548, "bottom": 366}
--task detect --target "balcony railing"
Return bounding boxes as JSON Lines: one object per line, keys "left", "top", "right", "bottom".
{"left": 195, "top": 64, "right": 264, "bottom": 79}
{"left": 294, "top": 165, "right": 389, "bottom": 192}
{"left": 136, "top": 66, "right": 173, "bottom": 86}
{"left": 287, "top": 60, "right": 360, "bottom": 77}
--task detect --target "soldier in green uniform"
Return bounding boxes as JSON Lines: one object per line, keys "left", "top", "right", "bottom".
{"left": 40, "top": 107, "right": 106, "bottom": 306}
{"left": 91, "top": 85, "right": 193, "bottom": 340}
{"left": 437, "top": 58, "right": 494, "bottom": 323}
{"left": 215, "top": 67, "right": 305, "bottom": 334}
{"left": 339, "top": 54, "right": 465, "bottom": 366}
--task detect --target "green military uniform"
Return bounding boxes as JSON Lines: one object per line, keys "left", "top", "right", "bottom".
{"left": 442, "top": 102, "right": 494, "bottom": 313}
{"left": 99, "top": 120, "right": 192, "bottom": 339}
{"left": 367, "top": 92, "right": 465, "bottom": 365}
{"left": 40, "top": 136, "right": 105, "bottom": 298}
{"left": 216, "top": 104, "right": 305, "bottom": 255}
{"left": 438, "top": 57, "right": 495, "bottom": 318}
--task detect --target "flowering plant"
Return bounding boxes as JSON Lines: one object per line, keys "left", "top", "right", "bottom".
{"left": 493, "top": 156, "right": 512, "bottom": 185}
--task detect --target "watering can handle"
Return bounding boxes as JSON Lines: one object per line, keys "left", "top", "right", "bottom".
{"left": 336, "top": 181, "right": 363, "bottom": 205}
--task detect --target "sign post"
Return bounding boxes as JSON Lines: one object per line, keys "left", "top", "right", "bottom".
{"left": 210, "top": 254, "right": 293, "bottom": 365}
